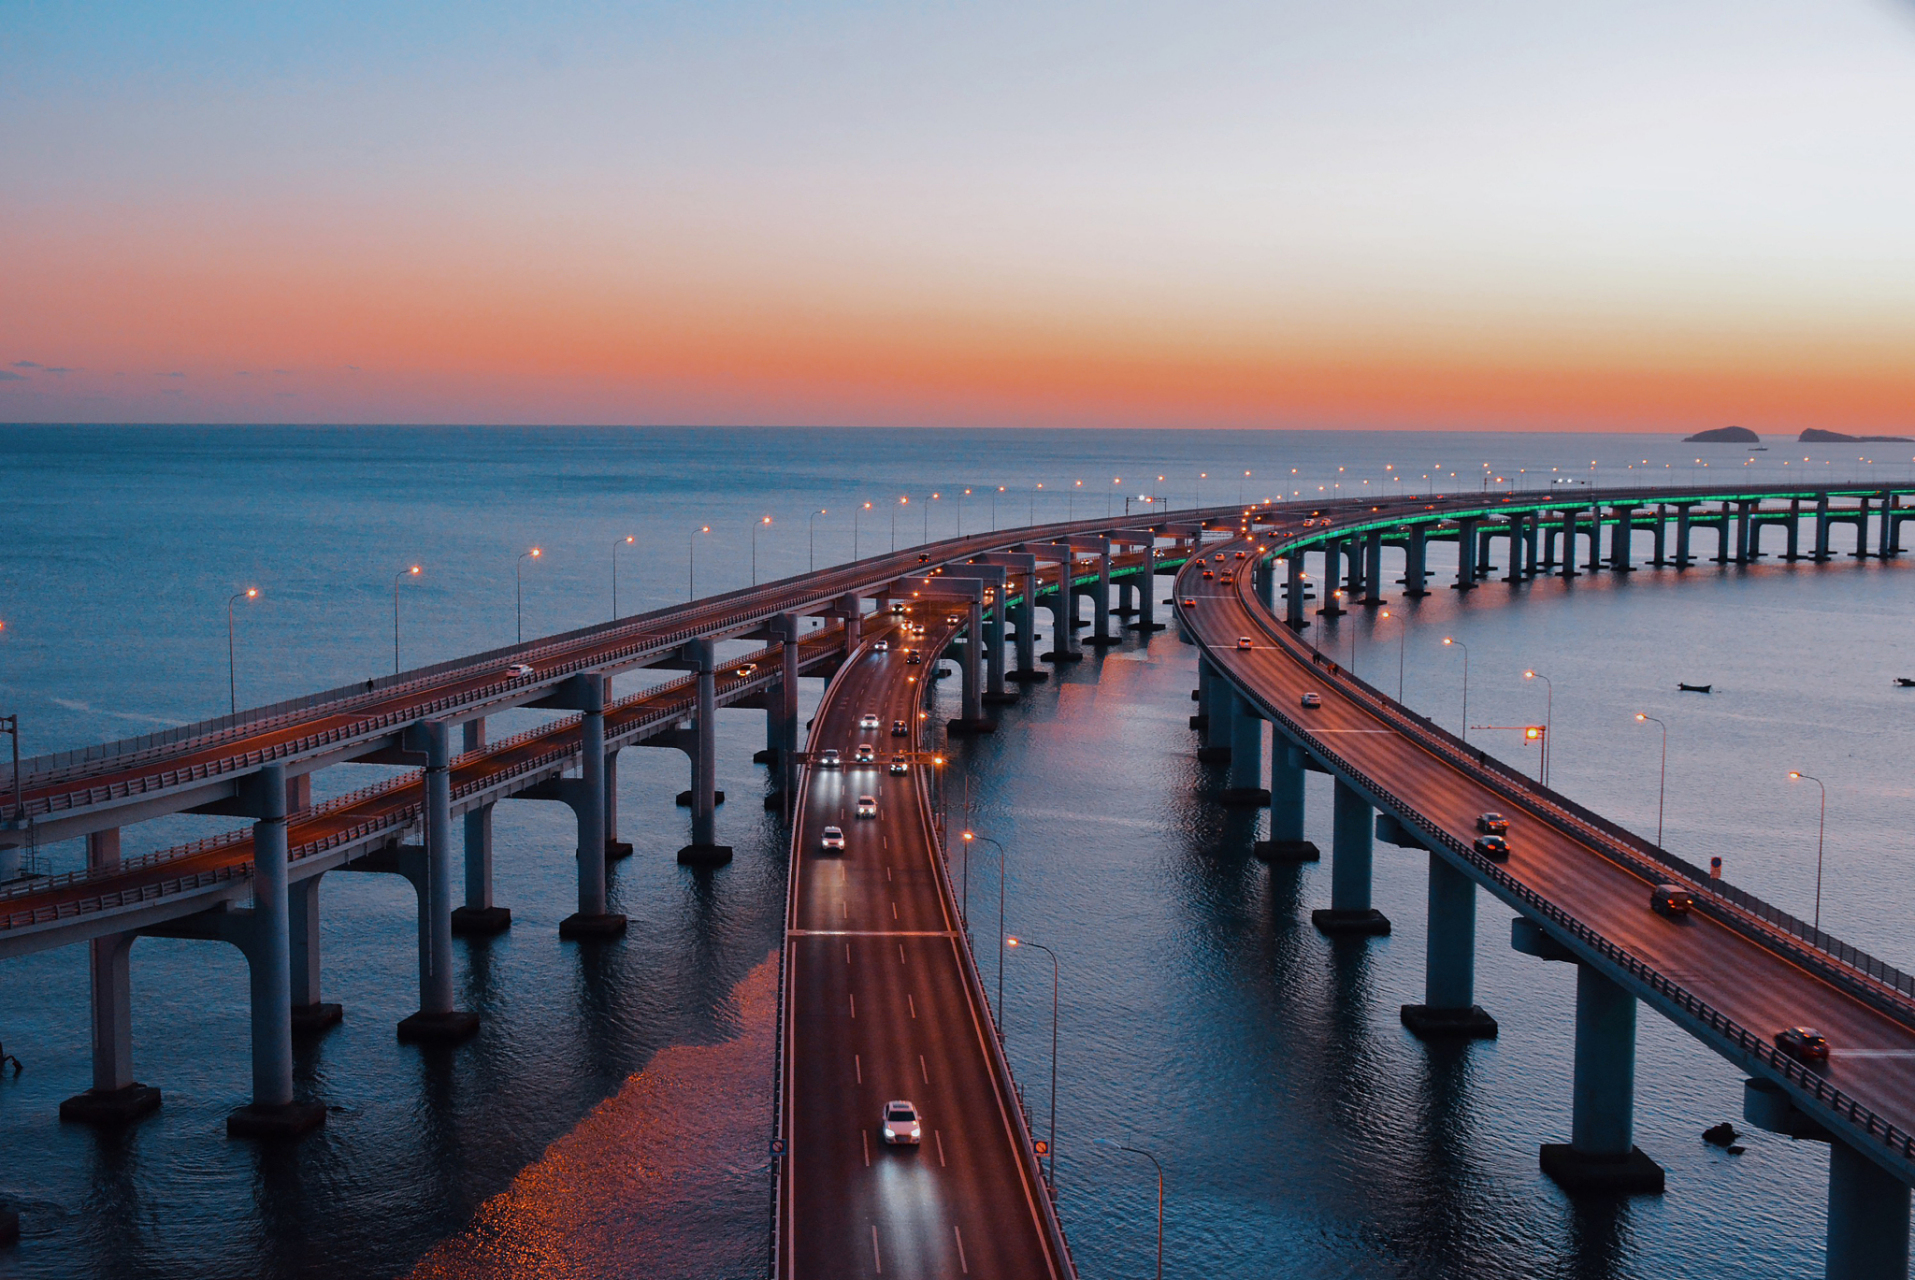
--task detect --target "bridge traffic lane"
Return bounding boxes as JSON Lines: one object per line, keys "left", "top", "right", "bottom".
{"left": 1185, "top": 538, "right": 1915, "bottom": 1143}
{"left": 783, "top": 618, "right": 1063, "bottom": 1279}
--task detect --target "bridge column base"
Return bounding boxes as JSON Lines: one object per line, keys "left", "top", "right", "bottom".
{"left": 1125, "top": 621, "right": 1166, "bottom": 632}
{"left": 983, "top": 690, "right": 1021, "bottom": 705}
{"left": 675, "top": 843, "right": 734, "bottom": 868}
{"left": 290, "top": 1002, "right": 343, "bottom": 1036}
{"left": 1006, "top": 669, "right": 1049, "bottom": 684}
{"left": 947, "top": 718, "right": 997, "bottom": 736}
{"left": 1039, "top": 651, "right": 1085, "bottom": 663}
{"left": 397, "top": 1009, "right": 481, "bottom": 1044}
{"left": 1539, "top": 1144, "right": 1664, "bottom": 1194}
{"left": 0, "top": 1208, "right": 17, "bottom": 1245}
{"left": 1220, "top": 787, "right": 1270, "bottom": 808}
{"left": 1254, "top": 839, "right": 1320, "bottom": 862}
{"left": 1310, "top": 908, "right": 1391, "bottom": 936}
{"left": 1187, "top": 712, "right": 1207, "bottom": 729}
{"left": 751, "top": 748, "right": 776, "bottom": 763}
{"left": 450, "top": 905, "right": 512, "bottom": 936}
{"left": 1400, "top": 1004, "right": 1498, "bottom": 1039}
{"left": 676, "top": 789, "right": 726, "bottom": 807}
{"left": 1195, "top": 746, "right": 1231, "bottom": 763}
{"left": 59, "top": 1082, "right": 161, "bottom": 1126}
{"left": 559, "top": 908, "right": 631, "bottom": 938}
{"left": 605, "top": 839, "right": 634, "bottom": 859}
{"left": 226, "top": 1100, "right": 326, "bottom": 1141}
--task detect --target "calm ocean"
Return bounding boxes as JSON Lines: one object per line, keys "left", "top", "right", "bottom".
{"left": 0, "top": 425, "right": 1908, "bottom": 1278}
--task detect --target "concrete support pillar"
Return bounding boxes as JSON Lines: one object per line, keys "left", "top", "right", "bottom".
{"left": 1816, "top": 492, "right": 1833, "bottom": 561}
{"left": 1346, "top": 536, "right": 1367, "bottom": 598}
{"left": 982, "top": 595, "right": 1008, "bottom": 698}
{"left": 399, "top": 724, "right": 481, "bottom": 1036}
{"left": 1255, "top": 742, "right": 1318, "bottom": 861}
{"left": 676, "top": 637, "right": 730, "bottom": 866}
{"left": 1197, "top": 663, "right": 1233, "bottom": 762}
{"left": 1014, "top": 570, "right": 1039, "bottom": 678}
{"left": 1255, "top": 555, "right": 1275, "bottom": 611}
{"left": 1404, "top": 524, "right": 1429, "bottom": 597}
{"left": 1675, "top": 504, "right": 1694, "bottom": 568}
{"left": 1222, "top": 694, "right": 1267, "bottom": 806}
{"left": 1540, "top": 964, "right": 1664, "bottom": 1192}
{"left": 248, "top": 765, "right": 294, "bottom": 1108}
{"left": 1853, "top": 495, "right": 1874, "bottom": 560}
{"left": 1713, "top": 503, "right": 1732, "bottom": 564}
{"left": 1285, "top": 555, "right": 1308, "bottom": 629}
{"left": 1312, "top": 779, "right": 1389, "bottom": 934}
{"left": 1611, "top": 506, "right": 1635, "bottom": 571}
{"left": 1825, "top": 1140, "right": 1912, "bottom": 1280}
{"left": 1524, "top": 515, "right": 1541, "bottom": 577}
{"left": 1401, "top": 853, "right": 1496, "bottom": 1038}
{"left": 1454, "top": 519, "right": 1478, "bottom": 590}
{"left": 1651, "top": 505, "right": 1668, "bottom": 566}
{"left": 287, "top": 874, "right": 341, "bottom": 1033}
{"left": 1736, "top": 501, "right": 1754, "bottom": 564}
{"left": 1540, "top": 519, "right": 1558, "bottom": 570}
{"left": 1090, "top": 548, "right": 1114, "bottom": 646}
{"left": 947, "top": 598, "right": 992, "bottom": 733}
{"left": 59, "top": 821, "right": 164, "bottom": 1127}
{"left": 1560, "top": 509, "right": 1580, "bottom": 579}
{"left": 1135, "top": 548, "right": 1160, "bottom": 634}
{"left": 1319, "top": 542, "right": 1344, "bottom": 615}
{"left": 1362, "top": 530, "right": 1384, "bottom": 604}
{"left": 1787, "top": 498, "right": 1803, "bottom": 560}
{"left": 1586, "top": 504, "right": 1603, "bottom": 571}
{"left": 1475, "top": 526, "right": 1494, "bottom": 579}
{"left": 1502, "top": 516, "right": 1523, "bottom": 583}
{"left": 452, "top": 716, "right": 509, "bottom": 935}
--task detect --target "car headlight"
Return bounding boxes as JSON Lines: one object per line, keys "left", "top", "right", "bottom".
{"left": 883, "top": 1125, "right": 897, "bottom": 1139}
{"left": 910, "top": 1124, "right": 921, "bottom": 1138}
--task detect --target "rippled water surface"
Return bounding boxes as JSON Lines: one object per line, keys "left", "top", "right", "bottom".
{"left": 0, "top": 426, "right": 1908, "bottom": 1278}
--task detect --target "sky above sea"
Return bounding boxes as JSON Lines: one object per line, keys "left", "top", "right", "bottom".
{"left": 4, "top": 2, "right": 1915, "bottom": 431}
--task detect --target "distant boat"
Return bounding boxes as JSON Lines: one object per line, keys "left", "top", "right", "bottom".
{"left": 1749, "top": 446, "right": 1768, "bottom": 452}
{"left": 1678, "top": 682, "right": 1713, "bottom": 693}
{"left": 1897, "top": 678, "right": 1915, "bottom": 688}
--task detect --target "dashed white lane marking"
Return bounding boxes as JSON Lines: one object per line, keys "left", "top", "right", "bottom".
{"left": 855, "top": 1053, "right": 862, "bottom": 1084}
{"left": 849, "top": 993, "right": 856, "bottom": 1019}
{"left": 898, "top": 944, "right": 906, "bottom": 964}
{"left": 935, "top": 1129, "right": 947, "bottom": 1167}
{"left": 920, "top": 1054, "right": 929, "bottom": 1083}
{"left": 845, "top": 943, "right": 852, "bottom": 965}
{"left": 953, "top": 1224, "right": 970, "bottom": 1274}
{"left": 862, "top": 1130, "right": 870, "bottom": 1168}
{"left": 871, "top": 1224, "right": 882, "bottom": 1273}
{"left": 908, "top": 994, "right": 917, "bottom": 1019}
{"left": 892, "top": 902, "right": 899, "bottom": 920}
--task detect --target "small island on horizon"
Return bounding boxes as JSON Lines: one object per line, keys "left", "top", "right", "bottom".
{"left": 1684, "top": 426, "right": 1760, "bottom": 443}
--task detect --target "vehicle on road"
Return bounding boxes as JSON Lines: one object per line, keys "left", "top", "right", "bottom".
{"left": 1237, "top": 637, "right": 1253, "bottom": 650}
{"left": 1182, "top": 597, "right": 1196, "bottom": 608}
{"left": 1473, "top": 834, "right": 1510, "bottom": 861}
{"left": 882, "top": 1100, "right": 922, "bottom": 1146}
{"left": 735, "top": 663, "right": 757, "bottom": 678}
{"left": 1221, "top": 573, "right": 1234, "bottom": 584}
{"left": 856, "top": 795, "right": 878, "bottom": 818}
{"left": 945, "top": 614, "right": 962, "bottom": 624}
{"left": 889, "top": 754, "right": 909, "bottom": 775}
{"left": 1651, "top": 883, "right": 1694, "bottom": 917}
{"left": 891, "top": 601, "right": 907, "bottom": 614}
{"left": 859, "top": 713, "right": 881, "bottom": 730}
{"left": 1202, "top": 570, "right": 1215, "bottom": 580}
{"left": 1300, "top": 692, "right": 1322, "bottom": 709}
{"left": 892, "top": 719, "right": 908, "bottom": 737}
{"left": 1476, "top": 813, "right": 1509, "bottom": 834}
{"left": 505, "top": 663, "right": 535, "bottom": 678}
{"left": 1234, "top": 550, "right": 1247, "bottom": 559}
{"left": 821, "top": 825, "right": 845, "bottom": 851}
{"left": 819, "top": 748, "right": 841, "bottom": 769}
{"left": 854, "top": 744, "right": 876, "bottom": 764}
{"left": 1774, "top": 1027, "right": 1831, "bottom": 1062}
{"left": 873, "top": 640, "right": 888, "bottom": 652}
{"left": 906, "top": 650, "right": 922, "bottom": 664}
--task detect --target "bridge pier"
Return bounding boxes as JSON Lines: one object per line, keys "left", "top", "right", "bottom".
{"left": 677, "top": 639, "right": 731, "bottom": 867}
{"left": 1255, "top": 741, "right": 1319, "bottom": 861}
{"left": 766, "top": 613, "right": 809, "bottom": 787}
{"left": 1610, "top": 505, "right": 1635, "bottom": 571}
{"left": 1452, "top": 519, "right": 1478, "bottom": 590}
{"left": 1503, "top": 516, "right": 1525, "bottom": 584}
{"left": 1319, "top": 542, "right": 1345, "bottom": 615}
{"left": 401, "top": 723, "right": 486, "bottom": 1035}
{"left": 1559, "top": 509, "right": 1579, "bottom": 579}
{"left": 1404, "top": 524, "right": 1429, "bottom": 596}
{"left": 1362, "top": 530, "right": 1385, "bottom": 604}
{"left": 452, "top": 717, "right": 510, "bottom": 936}
{"left": 1476, "top": 525, "right": 1495, "bottom": 580}
{"left": 287, "top": 874, "right": 341, "bottom": 1034}
{"left": 1826, "top": 1139, "right": 1912, "bottom": 1280}
{"left": 1221, "top": 694, "right": 1267, "bottom": 806}
{"left": 1401, "top": 851, "right": 1496, "bottom": 1038}
{"left": 1087, "top": 544, "right": 1116, "bottom": 647}
{"left": 60, "top": 827, "right": 163, "bottom": 1126}
{"left": 1311, "top": 778, "right": 1389, "bottom": 935}
{"left": 947, "top": 597, "right": 994, "bottom": 734}
{"left": 1285, "top": 555, "right": 1308, "bottom": 629}
{"left": 1197, "top": 661, "right": 1232, "bottom": 762}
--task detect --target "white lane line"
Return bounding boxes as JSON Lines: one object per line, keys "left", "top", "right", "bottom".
{"left": 856, "top": 1053, "right": 863, "bottom": 1084}
{"left": 850, "top": 993, "right": 857, "bottom": 1018}
{"left": 920, "top": 1053, "right": 929, "bottom": 1083}
{"left": 871, "top": 1224, "right": 882, "bottom": 1273}
{"left": 892, "top": 902, "right": 899, "bottom": 920}
{"left": 846, "top": 943, "right": 852, "bottom": 965}
{"left": 953, "top": 1224, "right": 970, "bottom": 1274}
{"left": 898, "top": 943, "right": 906, "bottom": 964}
{"left": 887, "top": 866, "right": 893, "bottom": 881}
{"left": 862, "top": 1129, "right": 870, "bottom": 1168}
{"left": 935, "top": 1129, "right": 947, "bottom": 1167}
{"left": 908, "top": 995, "right": 917, "bottom": 1019}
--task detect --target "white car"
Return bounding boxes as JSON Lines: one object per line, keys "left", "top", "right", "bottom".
{"left": 854, "top": 744, "right": 876, "bottom": 765}
{"left": 1300, "top": 692, "right": 1322, "bottom": 709}
{"left": 882, "top": 1100, "right": 922, "bottom": 1146}
{"left": 821, "top": 825, "right": 845, "bottom": 851}
{"left": 889, "top": 754, "right": 909, "bottom": 775}
{"left": 873, "top": 640, "right": 889, "bottom": 652}
{"left": 819, "top": 748, "right": 841, "bottom": 769}
{"left": 505, "top": 662, "right": 535, "bottom": 678}
{"left": 859, "top": 712, "right": 881, "bottom": 730}
{"left": 856, "top": 795, "right": 878, "bottom": 818}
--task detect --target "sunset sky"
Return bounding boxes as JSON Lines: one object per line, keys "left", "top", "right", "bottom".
{"left": 5, "top": 0, "right": 1915, "bottom": 431}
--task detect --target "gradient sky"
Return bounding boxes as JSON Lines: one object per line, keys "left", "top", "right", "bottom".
{"left": 5, "top": 0, "right": 1915, "bottom": 430}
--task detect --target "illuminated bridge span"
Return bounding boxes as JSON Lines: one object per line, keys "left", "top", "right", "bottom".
{"left": 3, "top": 482, "right": 1912, "bottom": 1278}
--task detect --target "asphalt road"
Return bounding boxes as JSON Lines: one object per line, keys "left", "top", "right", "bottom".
{"left": 1180, "top": 528, "right": 1915, "bottom": 1146}
{"left": 780, "top": 611, "right": 1065, "bottom": 1279}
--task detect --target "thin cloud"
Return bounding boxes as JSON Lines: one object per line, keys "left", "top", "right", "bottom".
{"left": 0, "top": 371, "right": 24, "bottom": 382}
{"left": 43, "top": 366, "right": 75, "bottom": 374}
{"left": 12, "top": 360, "right": 39, "bottom": 369}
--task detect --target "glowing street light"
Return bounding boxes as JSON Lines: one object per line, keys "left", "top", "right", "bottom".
{"left": 227, "top": 588, "right": 259, "bottom": 714}
{"left": 1636, "top": 714, "right": 1667, "bottom": 847}
{"left": 687, "top": 526, "right": 709, "bottom": 601}
{"left": 751, "top": 515, "right": 772, "bottom": 585}
{"left": 1789, "top": 771, "right": 1828, "bottom": 930}
{"left": 1442, "top": 637, "right": 1468, "bottom": 742}
{"left": 516, "top": 548, "right": 541, "bottom": 644}
{"left": 611, "top": 536, "right": 635, "bottom": 620}
{"left": 393, "top": 565, "right": 421, "bottom": 674}
{"left": 1524, "top": 670, "right": 1553, "bottom": 785}
{"left": 1006, "top": 935, "right": 1060, "bottom": 1190}
{"left": 808, "top": 508, "right": 828, "bottom": 572}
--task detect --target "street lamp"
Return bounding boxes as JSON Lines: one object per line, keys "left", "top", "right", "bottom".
{"left": 1094, "top": 1139, "right": 1164, "bottom": 1280}
{"left": 227, "top": 588, "right": 258, "bottom": 714}
{"left": 1005, "top": 935, "right": 1059, "bottom": 1190}
{"left": 893, "top": 496, "right": 907, "bottom": 552}
{"left": 687, "top": 526, "right": 709, "bottom": 601}
{"left": 1524, "top": 670, "right": 1553, "bottom": 785}
{"left": 1442, "top": 637, "right": 1467, "bottom": 742}
{"left": 751, "top": 515, "right": 772, "bottom": 585}
{"left": 515, "top": 548, "right": 541, "bottom": 643}
{"left": 808, "top": 509, "right": 827, "bottom": 572}
{"left": 1380, "top": 609, "right": 1404, "bottom": 701}
{"left": 393, "top": 565, "right": 421, "bottom": 674}
{"left": 855, "top": 502, "right": 872, "bottom": 560}
{"left": 611, "top": 535, "right": 635, "bottom": 620}
{"left": 1633, "top": 714, "right": 1668, "bottom": 847}
{"left": 963, "top": 830, "right": 1008, "bottom": 1017}
{"left": 1789, "top": 771, "right": 1828, "bottom": 930}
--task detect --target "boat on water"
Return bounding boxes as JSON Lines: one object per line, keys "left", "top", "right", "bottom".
{"left": 1678, "top": 682, "right": 1713, "bottom": 693}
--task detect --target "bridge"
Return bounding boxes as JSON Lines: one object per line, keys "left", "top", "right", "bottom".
{"left": 2, "top": 481, "right": 1912, "bottom": 1277}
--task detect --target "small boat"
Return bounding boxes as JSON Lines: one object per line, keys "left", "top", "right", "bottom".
{"left": 1678, "top": 682, "right": 1713, "bottom": 694}
{"left": 1749, "top": 446, "right": 1769, "bottom": 452}
{"left": 1897, "top": 678, "right": 1915, "bottom": 688}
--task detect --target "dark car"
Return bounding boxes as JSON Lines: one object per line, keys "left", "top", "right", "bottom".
{"left": 1476, "top": 812, "right": 1509, "bottom": 834}
{"left": 1202, "top": 570, "right": 1215, "bottom": 580}
{"left": 1473, "top": 835, "right": 1510, "bottom": 861}
{"left": 1774, "top": 1027, "right": 1831, "bottom": 1063}
{"left": 905, "top": 650, "right": 922, "bottom": 665}
{"left": 1650, "top": 883, "right": 1694, "bottom": 917}
{"left": 891, "top": 719, "right": 908, "bottom": 737}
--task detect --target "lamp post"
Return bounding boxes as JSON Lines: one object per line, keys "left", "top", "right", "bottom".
{"left": 1442, "top": 636, "right": 1468, "bottom": 742}
{"left": 855, "top": 502, "right": 872, "bottom": 560}
{"left": 1636, "top": 714, "right": 1667, "bottom": 847}
{"left": 516, "top": 548, "right": 541, "bottom": 644}
{"left": 1380, "top": 609, "right": 1404, "bottom": 700}
{"left": 1789, "top": 771, "right": 1827, "bottom": 930}
{"left": 964, "top": 831, "right": 1007, "bottom": 1017}
{"left": 808, "top": 509, "right": 827, "bottom": 572}
{"left": 227, "top": 588, "right": 258, "bottom": 714}
{"left": 687, "top": 526, "right": 709, "bottom": 601}
{"left": 1094, "top": 1139, "right": 1164, "bottom": 1280}
{"left": 993, "top": 486, "right": 1005, "bottom": 530}
{"left": 926, "top": 492, "right": 936, "bottom": 541}
{"left": 1006, "top": 935, "right": 1060, "bottom": 1190}
{"left": 393, "top": 565, "right": 420, "bottom": 674}
{"left": 893, "top": 496, "right": 907, "bottom": 552}
{"left": 1524, "top": 670, "right": 1553, "bottom": 785}
{"left": 751, "top": 515, "right": 772, "bottom": 585}
{"left": 959, "top": 488, "right": 971, "bottom": 535}
{"left": 611, "top": 536, "right": 634, "bottom": 619}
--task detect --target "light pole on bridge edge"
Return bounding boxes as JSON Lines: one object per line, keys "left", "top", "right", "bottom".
{"left": 227, "top": 588, "right": 258, "bottom": 715}
{"left": 1442, "top": 636, "right": 1468, "bottom": 743}
{"left": 515, "top": 548, "right": 540, "bottom": 644}
{"left": 1006, "top": 935, "right": 1060, "bottom": 1193}
{"left": 1636, "top": 713, "right": 1667, "bottom": 848}
{"left": 1789, "top": 770, "right": 1828, "bottom": 930}
{"left": 393, "top": 565, "right": 420, "bottom": 674}
{"left": 1094, "top": 1139, "right": 1164, "bottom": 1280}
